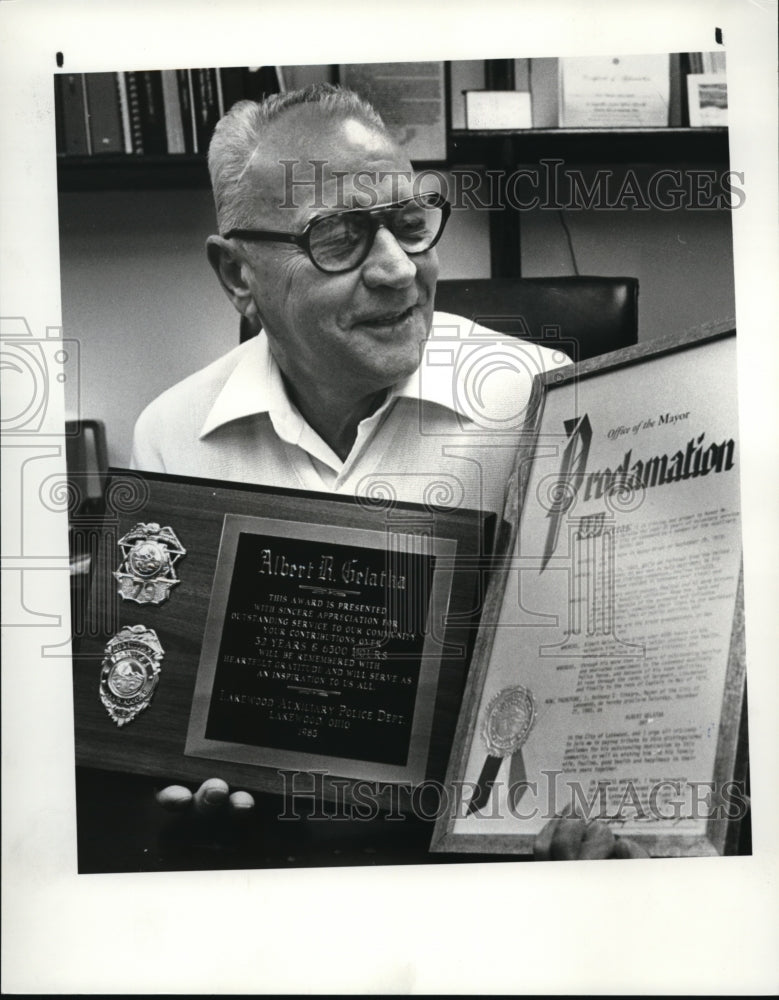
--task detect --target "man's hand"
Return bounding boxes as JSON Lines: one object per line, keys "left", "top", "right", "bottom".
{"left": 534, "top": 813, "right": 649, "bottom": 860}
{"left": 155, "top": 778, "right": 255, "bottom": 817}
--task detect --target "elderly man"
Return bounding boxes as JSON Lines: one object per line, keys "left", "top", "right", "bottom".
{"left": 130, "top": 84, "right": 566, "bottom": 515}
{"left": 128, "top": 84, "right": 645, "bottom": 861}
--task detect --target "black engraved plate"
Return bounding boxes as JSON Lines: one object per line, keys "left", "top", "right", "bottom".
{"left": 186, "top": 514, "right": 456, "bottom": 787}
{"left": 203, "top": 531, "right": 435, "bottom": 766}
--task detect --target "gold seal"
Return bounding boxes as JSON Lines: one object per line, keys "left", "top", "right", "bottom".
{"left": 482, "top": 685, "right": 535, "bottom": 758}
{"left": 100, "top": 625, "right": 164, "bottom": 726}
{"left": 114, "top": 522, "right": 186, "bottom": 605}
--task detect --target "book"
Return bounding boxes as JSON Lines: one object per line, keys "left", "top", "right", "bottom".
{"left": 116, "top": 73, "right": 133, "bottom": 153}
{"left": 85, "top": 73, "right": 123, "bottom": 154}
{"left": 54, "top": 76, "right": 67, "bottom": 155}
{"left": 137, "top": 70, "right": 167, "bottom": 154}
{"left": 124, "top": 72, "right": 145, "bottom": 154}
{"left": 191, "top": 68, "right": 220, "bottom": 155}
{"left": 161, "top": 69, "right": 186, "bottom": 153}
{"left": 176, "top": 70, "right": 197, "bottom": 153}
{"left": 59, "top": 73, "right": 90, "bottom": 155}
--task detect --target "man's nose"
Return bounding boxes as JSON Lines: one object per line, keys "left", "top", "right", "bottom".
{"left": 360, "top": 226, "right": 417, "bottom": 288}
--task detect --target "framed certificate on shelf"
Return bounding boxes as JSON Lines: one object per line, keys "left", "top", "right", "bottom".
{"left": 558, "top": 53, "right": 671, "bottom": 127}
{"left": 432, "top": 328, "right": 748, "bottom": 858}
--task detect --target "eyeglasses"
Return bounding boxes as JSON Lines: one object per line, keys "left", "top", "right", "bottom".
{"left": 223, "top": 192, "right": 451, "bottom": 274}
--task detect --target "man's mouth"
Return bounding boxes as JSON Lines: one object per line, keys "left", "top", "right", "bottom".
{"left": 357, "top": 305, "right": 417, "bottom": 329}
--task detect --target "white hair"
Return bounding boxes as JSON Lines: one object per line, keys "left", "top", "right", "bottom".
{"left": 208, "top": 83, "right": 389, "bottom": 234}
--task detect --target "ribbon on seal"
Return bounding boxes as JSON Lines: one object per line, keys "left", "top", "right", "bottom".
{"left": 467, "top": 685, "right": 536, "bottom": 816}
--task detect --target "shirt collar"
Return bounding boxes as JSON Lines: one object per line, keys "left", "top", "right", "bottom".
{"left": 390, "top": 341, "right": 472, "bottom": 417}
{"left": 199, "top": 319, "right": 474, "bottom": 441}
{"left": 199, "top": 333, "right": 282, "bottom": 439}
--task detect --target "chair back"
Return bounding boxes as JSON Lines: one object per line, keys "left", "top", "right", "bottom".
{"left": 434, "top": 276, "right": 639, "bottom": 362}
{"left": 65, "top": 419, "right": 109, "bottom": 514}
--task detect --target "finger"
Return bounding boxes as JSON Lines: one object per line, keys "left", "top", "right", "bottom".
{"left": 534, "top": 816, "right": 563, "bottom": 861}
{"left": 578, "top": 820, "right": 616, "bottom": 860}
{"left": 610, "top": 837, "right": 650, "bottom": 859}
{"left": 535, "top": 800, "right": 590, "bottom": 860}
{"left": 534, "top": 804, "right": 585, "bottom": 860}
{"left": 229, "top": 790, "right": 255, "bottom": 813}
{"left": 192, "top": 777, "right": 230, "bottom": 816}
{"left": 155, "top": 784, "right": 193, "bottom": 811}
{"left": 550, "top": 817, "right": 589, "bottom": 860}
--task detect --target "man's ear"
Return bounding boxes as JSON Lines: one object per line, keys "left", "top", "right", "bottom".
{"left": 205, "top": 235, "right": 258, "bottom": 321}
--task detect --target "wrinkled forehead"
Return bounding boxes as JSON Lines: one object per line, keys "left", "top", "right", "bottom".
{"left": 241, "top": 108, "right": 417, "bottom": 226}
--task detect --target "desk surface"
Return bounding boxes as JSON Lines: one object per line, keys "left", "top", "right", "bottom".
{"left": 75, "top": 767, "right": 523, "bottom": 873}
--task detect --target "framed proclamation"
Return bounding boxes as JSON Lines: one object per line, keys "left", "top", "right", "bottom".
{"left": 432, "top": 329, "right": 748, "bottom": 857}
{"left": 72, "top": 474, "right": 493, "bottom": 807}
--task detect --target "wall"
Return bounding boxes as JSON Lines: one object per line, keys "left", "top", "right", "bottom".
{"left": 59, "top": 164, "right": 735, "bottom": 467}
{"left": 518, "top": 163, "right": 736, "bottom": 343}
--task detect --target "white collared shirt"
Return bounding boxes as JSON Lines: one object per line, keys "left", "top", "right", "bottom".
{"left": 130, "top": 311, "right": 570, "bottom": 514}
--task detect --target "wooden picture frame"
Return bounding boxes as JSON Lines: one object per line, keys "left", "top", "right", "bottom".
{"left": 687, "top": 73, "right": 728, "bottom": 128}
{"left": 431, "top": 328, "right": 747, "bottom": 857}
{"left": 338, "top": 62, "right": 447, "bottom": 163}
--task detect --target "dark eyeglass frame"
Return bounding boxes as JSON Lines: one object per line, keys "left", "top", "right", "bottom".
{"left": 222, "top": 192, "right": 451, "bottom": 274}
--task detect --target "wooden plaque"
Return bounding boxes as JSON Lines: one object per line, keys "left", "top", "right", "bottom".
{"left": 73, "top": 473, "right": 495, "bottom": 805}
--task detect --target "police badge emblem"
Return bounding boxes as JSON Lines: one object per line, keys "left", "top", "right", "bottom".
{"left": 100, "top": 625, "right": 164, "bottom": 726}
{"left": 114, "top": 522, "right": 186, "bottom": 604}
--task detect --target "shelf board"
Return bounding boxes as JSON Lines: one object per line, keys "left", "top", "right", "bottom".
{"left": 57, "top": 154, "right": 211, "bottom": 191}
{"left": 56, "top": 153, "right": 448, "bottom": 191}
{"left": 56, "top": 128, "right": 730, "bottom": 192}
{"left": 448, "top": 127, "right": 730, "bottom": 165}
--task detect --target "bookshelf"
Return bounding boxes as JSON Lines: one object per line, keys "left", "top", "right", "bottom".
{"left": 56, "top": 59, "right": 732, "bottom": 276}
